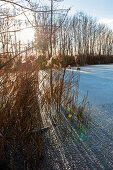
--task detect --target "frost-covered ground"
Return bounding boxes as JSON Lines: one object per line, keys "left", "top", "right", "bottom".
{"left": 39, "top": 64, "right": 113, "bottom": 170}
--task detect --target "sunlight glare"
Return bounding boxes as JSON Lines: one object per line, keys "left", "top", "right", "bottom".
{"left": 18, "top": 27, "right": 34, "bottom": 43}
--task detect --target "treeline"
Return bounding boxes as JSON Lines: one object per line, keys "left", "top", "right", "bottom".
{"left": 35, "top": 10, "right": 113, "bottom": 66}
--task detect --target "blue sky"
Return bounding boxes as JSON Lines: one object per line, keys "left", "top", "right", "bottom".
{"left": 62, "top": 0, "right": 113, "bottom": 18}
{"left": 40, "top": 0, "right": 113, "bottom": 30}
{"left": 63, "top": 0, "right": 113, "bottom": 30}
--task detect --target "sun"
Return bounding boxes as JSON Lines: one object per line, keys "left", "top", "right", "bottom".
{"left": 18, "top": 27, "right": 34, "bottom": 43}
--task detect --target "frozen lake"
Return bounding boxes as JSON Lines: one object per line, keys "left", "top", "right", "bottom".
{"left": 71, "top": 64, "right": 113, "bottom": 105}
{"left": 66, "top": 64, "right": 113, "bottom": 142}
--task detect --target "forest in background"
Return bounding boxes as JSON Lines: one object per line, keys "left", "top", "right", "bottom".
{"left": 0, "top": 0, "right": 113, "bottom": 70}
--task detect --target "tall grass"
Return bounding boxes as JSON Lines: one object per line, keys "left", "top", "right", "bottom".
{"left": 40, "top": 67, "right": 91, "bottom": 141}
{"left": 0, "top": 59, "right": 43, "bottom": 169}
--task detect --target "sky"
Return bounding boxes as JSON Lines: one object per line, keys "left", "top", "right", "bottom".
{"left": 40, "top": 0, "right": 113, "bottom": 30}
{"left": 63, "top": 0, "right": 113, "bottom": 30}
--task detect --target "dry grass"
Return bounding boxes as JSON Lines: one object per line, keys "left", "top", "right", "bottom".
{"left": 0, "top": 59, "right": 43, "bottom": 169}
{"left": 77, "top": 93, "right": 91, "bottom": 129}
{"left": 40, "top": 67, "right": 91, "bottom": 140}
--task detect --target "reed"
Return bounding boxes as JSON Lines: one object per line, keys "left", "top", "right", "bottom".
{"left": 0, "top": 58, "right": 43, "bottom": 169}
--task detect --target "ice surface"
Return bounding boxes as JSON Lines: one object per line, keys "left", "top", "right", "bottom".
{"left": 69, "top": 64, "right": 113, "bottom": 105}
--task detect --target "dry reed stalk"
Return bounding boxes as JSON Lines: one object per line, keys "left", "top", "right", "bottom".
{"left": 40, "top": 66, "right": 91, "bottom": 142}
{"left": 0, "top": 57, "right": 44, "bottom": 169}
